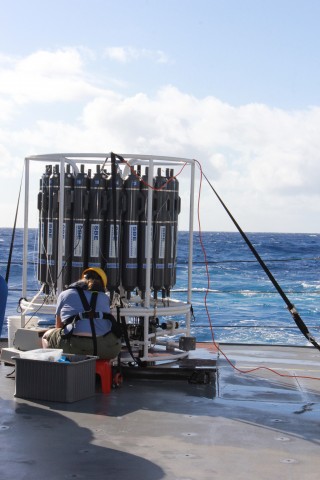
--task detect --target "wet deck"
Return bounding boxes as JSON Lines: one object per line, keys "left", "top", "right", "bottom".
{"left": 1, "top": 342, "right": 320, "bottom": 479}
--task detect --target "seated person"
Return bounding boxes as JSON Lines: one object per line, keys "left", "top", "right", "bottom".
{"left": 42, "top": 267, "right": 122, "bottom": 360}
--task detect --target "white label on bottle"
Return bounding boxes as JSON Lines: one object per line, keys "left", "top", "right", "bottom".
{"left": 159, "top": 225, "right": 166, "bottom": 259}
{"left": 40, "top": 221, "right": 45, "bottom": 254}
{"left": 109, "top": 224, "right": 119, "bottom": 258}
{"left": 90, "top": 224, "right": 100, "bottom": 257}
{"left": 47, "top": 221, "right": 53, "bottom": 255}
{"left": 62, "top": 222, "right": 66, "bottom": 256}
{"left": 129, "top": 224, "right": 138, "bottom": 258}
{"left": 73, "top": 223, "right": 83, "bottom": 257}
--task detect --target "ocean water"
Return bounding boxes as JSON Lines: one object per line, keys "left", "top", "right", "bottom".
{"left": 0, "top": 228, "right": 319, "bottom": 346}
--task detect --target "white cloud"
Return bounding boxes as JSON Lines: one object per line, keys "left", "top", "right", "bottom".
{"left": 79, "top": 86, "right": 320, "bottom": 197}
{"left": 0, "top": 49, "right": 319, "bottom": 232}
{"left": 0, "top": 98, "right": 15, "bottom": 122}
{"left": 0, "top": 48, "right": 106, "bottom": 105}
{"left": 104, "top": 46, "right": 169, "bottom": 64}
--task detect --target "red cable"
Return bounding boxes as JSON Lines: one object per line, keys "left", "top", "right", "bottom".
{"left": 193, "top": 159, "right": 320, "bottom": 382}
{"left": 121, "top": 157, "right": 189, "bottom": 190}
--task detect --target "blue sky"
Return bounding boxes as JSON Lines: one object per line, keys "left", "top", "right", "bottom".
{"left": 1, "top": 0, "right": 320, "bottom": 232}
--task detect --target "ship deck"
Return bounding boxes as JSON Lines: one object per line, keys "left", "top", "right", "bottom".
{"left": 0, "top": 342, "right": 319, "bottom": 479}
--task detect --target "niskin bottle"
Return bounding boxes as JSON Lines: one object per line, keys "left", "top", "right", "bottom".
{"left": 104, "top": 167, "right": 123, "bottom": 295}
{"left": 61, "top": 164, "right": 74, "bottom": 288}
{"left": 87, "top": 165, "right": 108, "bottom": 273}
{"left": 163, "top": 168, "right": 180, "bottom": 297}
{"left": 46, "top": 164, "right": 60, "bottom": 291}
{"left": 152, "top": 168, "right": 169, "bottom": 299}
{"left": 70, "top": 165, "right": 90, "bottom": 282}
{"left": 37, "top": 165, "right": 52, "bottom": 292}
{"left": 122, "top": 169, "right": 141, "bottom": 299}
{"left": 137, "top": 167, "right": 153, "bottom": 299}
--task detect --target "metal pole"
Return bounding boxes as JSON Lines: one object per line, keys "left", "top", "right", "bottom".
{"left": 22, "top": 158, "right": 30, "bottom": 327}
{"left": 186, "top": 161, "right": 195, "bottom": 335}
{"left": 56, "top": 156, "right": 65, "bottom": 295}
{"left": 144, "top": 159, "right": 154, "bottom": 359}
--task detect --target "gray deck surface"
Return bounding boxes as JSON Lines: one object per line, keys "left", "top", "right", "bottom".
{"left": 1, "top": 343, "right": 319, "bottom": 480}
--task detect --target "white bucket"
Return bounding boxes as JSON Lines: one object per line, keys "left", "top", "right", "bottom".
{"left": 7, "top": 316, "right": 22, "bottom": 347}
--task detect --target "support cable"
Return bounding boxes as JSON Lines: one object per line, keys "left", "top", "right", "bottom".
{"left": 193, "top": 159, "right": 320, "bottom": 381}
{"left": 199, "top": 164, "right": 320, "bottom": 352}
{"left": 5, "top": 167, "right": 24, "bottom": 284}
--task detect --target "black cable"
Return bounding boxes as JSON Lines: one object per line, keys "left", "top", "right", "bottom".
{"left": 5, "top": 167, "right": 24, "bottom": 284}
{"left": 201, "top": 168, "right": 320, "bottom": 351}
{"left": 6, "top": 368, "right": 15, "bottom": 378}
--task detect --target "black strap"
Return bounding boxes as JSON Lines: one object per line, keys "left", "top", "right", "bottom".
{"left": 117, "top": 306, "right": 144, "bottom": 367}
{"left": 78, "top": 288, "right": 122, "bottom": 338}
{"left": 76, "top": 287, "right": 91, "bottom": 311}
{"left": 62, "top": 281, "right": 122, "bottom": 358}
{"left": 76, "top": 289, "right": 98, "bottom": 355}
{"left": 89, "top": 291, "right": 98, "bottom": 356}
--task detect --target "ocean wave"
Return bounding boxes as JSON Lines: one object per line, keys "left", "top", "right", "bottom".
{"left": 1, "top": 229, "right": 319, "bottom": 346}
{"left": 302, "top": 281, "right": 320, "bottom": 289}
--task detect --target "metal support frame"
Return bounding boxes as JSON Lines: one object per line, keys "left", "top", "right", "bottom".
{"left": 21, "top": 153, "right": 196, "bottom": 363}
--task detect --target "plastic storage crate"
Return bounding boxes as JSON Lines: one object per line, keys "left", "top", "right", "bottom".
{"left": 14, "top": 354, "right": 96, "bottom": 403}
